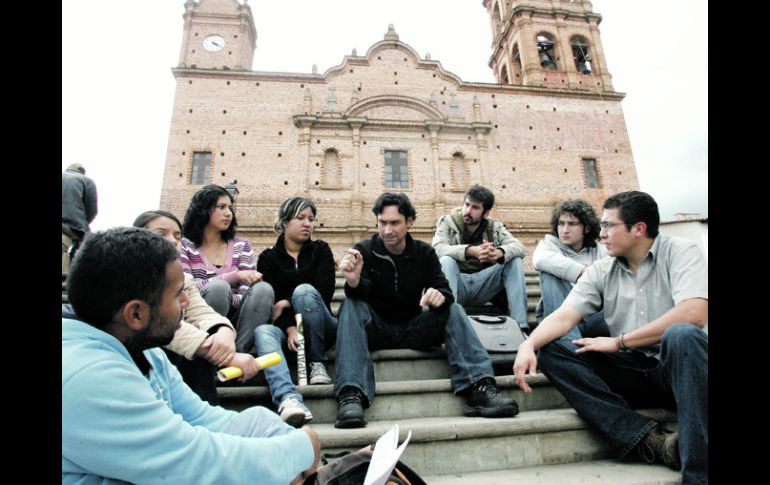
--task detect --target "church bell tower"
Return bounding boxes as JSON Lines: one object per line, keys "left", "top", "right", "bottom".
{"left": 177, "top": 0, "right": 256, "bottom": 71}
{"left": 484, "top": 0, "right": 614, "bottom": 92}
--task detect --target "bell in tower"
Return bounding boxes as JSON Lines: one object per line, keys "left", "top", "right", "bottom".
{"left": 483, "top": 0, "right": 614, "bottom": 92}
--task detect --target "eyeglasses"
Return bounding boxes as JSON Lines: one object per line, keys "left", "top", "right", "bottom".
{"left": 599, "top": 221, "right": 625, "bottom": 231}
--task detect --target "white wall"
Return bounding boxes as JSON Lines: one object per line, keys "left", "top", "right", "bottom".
{"left": 659, "top": 220, "right": 708, "bottom": 262}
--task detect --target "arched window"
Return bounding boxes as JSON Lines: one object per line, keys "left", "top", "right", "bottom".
{"left": 451, "top": 152, "right": 469, "bottom": 189}
{"left": 511, "top": 44, "right": 522, "bottom": 80}
{"left": 501, "top": 65, "right": 510, "bottom": 84}
{"left": 322, "top": 148, "right": 340, "bottom": 187}
{"left": 536, "top": 34, "right": 558, "bottom": 71}
{"left": 571, "top": 36, "right": 592, "bottom": 74}
{"left": 492, "top": 2, "right": 502, "bottom": 37}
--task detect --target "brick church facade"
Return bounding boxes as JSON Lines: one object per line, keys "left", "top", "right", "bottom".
{"left": 160, "top": 0, "right": 639, "bottom": 266}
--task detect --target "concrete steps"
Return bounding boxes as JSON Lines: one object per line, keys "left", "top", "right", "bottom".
{"left": 217, "top": 347, "right": 678, "bottom": 477}
{"left": 423, "top": 460, "right": 681, "bottom": 484}
{"left": 219, "top": 374, "right": 570, "bottom": 422}
{"left": 211, "top": 268, "right": 681, "bottom": 478}
{"left": 312, "top": 409, "right": 675, "bottom": 476}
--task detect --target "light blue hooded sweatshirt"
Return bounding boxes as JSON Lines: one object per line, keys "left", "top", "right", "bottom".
{"left": 62, "top": 316, "right": 313, "bottom": 484}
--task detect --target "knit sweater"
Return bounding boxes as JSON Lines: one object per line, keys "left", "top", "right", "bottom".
{"left": 179, "top": 236, "right": 256, "bottom": 308}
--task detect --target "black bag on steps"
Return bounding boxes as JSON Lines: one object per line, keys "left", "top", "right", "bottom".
{"left": 302, "top": 448, "right": 427, "bottom": 485}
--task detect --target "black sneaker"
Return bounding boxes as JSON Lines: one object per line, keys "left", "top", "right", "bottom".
{"left": 463, "top": 377, "right": 519, "bottom": 418}
{"left": 334, "top": 386, "right": 368, "bottom": 429}
{"left": 638, "top": 425, "right": 681, "bottom": 470}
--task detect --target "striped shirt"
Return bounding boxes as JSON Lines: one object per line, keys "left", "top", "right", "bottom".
{"left": 179, "top": 236, "right": 256, "bottom": 308}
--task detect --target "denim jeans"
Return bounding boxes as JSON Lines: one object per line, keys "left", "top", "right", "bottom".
{"left": 538, "top": 323, "right": 708, "bottom": 484}
{"left": 253, "top": 324, "right": 303, "bottom": 407}
{"left": 439, "top": 255, "right": 528, "bottom": 327}
{"left": 292, "top": 284, "right": 338, "bottom": 364}
{"left": 201, "top": 280, "right": 275, "bottom": 353}
{"left": 333, "top": 298, "right": 494, "bottom": 404}
{"left": 538, "top": 272, "right": 610, "bottom": 340}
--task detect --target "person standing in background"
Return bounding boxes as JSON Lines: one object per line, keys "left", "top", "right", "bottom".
{"left": 62, "top": 163, "right": 97, "bottom": 272}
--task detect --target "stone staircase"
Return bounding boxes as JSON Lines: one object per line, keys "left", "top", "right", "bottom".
{"left": 217, "top": 272, "right": 680, "bottom": 484}
{"left": 61, "top": 271, "right": 681, "bottom": 483}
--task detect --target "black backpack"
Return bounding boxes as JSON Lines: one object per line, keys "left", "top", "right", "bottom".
{"left": 303, "top": 449, "right": 427, "bottom": 485}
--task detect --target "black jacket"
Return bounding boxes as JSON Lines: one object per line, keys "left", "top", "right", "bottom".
{"left": 345, "top": 233, "right": 454, "bottom": 324}
{"left": 257, "top": 234, "right": 336, "bottom": 331}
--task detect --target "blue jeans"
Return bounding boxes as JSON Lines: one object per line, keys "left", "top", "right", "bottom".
{"left": 253, "top": 324, "right": 303, "bottom": 407}
{"left": 538, "top": 272, "right": 610, "bottom": 340}
{"left": 333, "top": 298, "right": 494, "bottom": 404}
{"left": 292, "top": 284, "right": 338, "bottom": 364}
{"left": 439, "top": 256, "right": 528, "bottom": 327}
{"left": 538, "top": 324, "right": 708, "bottom": 484}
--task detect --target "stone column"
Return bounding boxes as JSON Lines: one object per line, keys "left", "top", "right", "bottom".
{"left": 425, "top": 122, "right": 442, "bottom": 196}
{"left": 473, "top": 123, "right": 492, "bottom": 186}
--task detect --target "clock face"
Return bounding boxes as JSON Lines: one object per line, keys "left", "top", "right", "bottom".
{"left": 203, "top": 35, "right": 225, "bottom": 52}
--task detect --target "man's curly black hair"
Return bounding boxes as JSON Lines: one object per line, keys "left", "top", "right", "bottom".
{"left": 549, "top": 199, "right": 601, "bottom": 248}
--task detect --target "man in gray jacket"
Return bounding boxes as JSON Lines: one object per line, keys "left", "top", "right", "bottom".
{"left": 432, "top": 185, "right": 529, "bottom": 329}
{"left": 532, "top": 199, "right": 608, "bottom": 338}
{"left": 62, "top": 163, "right": 98, "bottom": 272}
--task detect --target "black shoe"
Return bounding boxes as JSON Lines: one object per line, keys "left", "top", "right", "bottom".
{"left": 463, "top": 377, "right": 519, "bottom": 418}
{"left": 335, "top": 386, "right": 368, "bottom": 429}
{"left": 637, "top": 425, "right": 681, "bottom": 470}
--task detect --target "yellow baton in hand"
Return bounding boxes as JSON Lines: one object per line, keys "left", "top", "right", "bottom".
{"left": 216, "top": 352, "right": 282, "bottom": 382}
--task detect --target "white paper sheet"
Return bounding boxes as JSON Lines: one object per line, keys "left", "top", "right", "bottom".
{"left": 363, "top": 424, "right": 412, "bottom": 485}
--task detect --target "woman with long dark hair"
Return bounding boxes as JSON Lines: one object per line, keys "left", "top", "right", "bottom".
{"left": 180, "top": 185, "right": 273, "bottom": 355}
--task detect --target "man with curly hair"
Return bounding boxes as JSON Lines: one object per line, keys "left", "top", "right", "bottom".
{"left": 532, "top": 199, "right": 608, "bottom": 338}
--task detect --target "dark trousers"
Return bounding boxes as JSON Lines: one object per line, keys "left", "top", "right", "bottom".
{"left": 163, "top": 349, "right": 220, "bottom": 406}
{"left": 538, "top": 324, "right": 708, "bottom": 485}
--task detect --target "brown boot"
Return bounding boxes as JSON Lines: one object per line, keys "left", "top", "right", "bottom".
{"left": 638, "top": 425, "right": 681, "bottom": 470}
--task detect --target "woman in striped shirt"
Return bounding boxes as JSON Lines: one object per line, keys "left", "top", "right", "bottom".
{"left": 180, "top": 185, "right": 274, "bottom": 356}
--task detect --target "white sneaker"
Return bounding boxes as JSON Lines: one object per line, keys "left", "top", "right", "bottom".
{"left": 277, "top": 394, "right": 313, "bottom": 428}
{"left": 309, "top": 362, "right": 332, "bottom": 385}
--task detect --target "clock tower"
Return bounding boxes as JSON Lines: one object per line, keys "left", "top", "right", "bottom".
{"left": 177, "top": 0, "right": 256, "bottom": 71}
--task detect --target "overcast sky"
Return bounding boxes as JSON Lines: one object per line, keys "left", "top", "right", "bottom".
{"left": 62, "top": 0, "right": 707, "bottom": 230}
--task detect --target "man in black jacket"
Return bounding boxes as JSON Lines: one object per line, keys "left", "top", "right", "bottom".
{"left": 333, "top": 192, "right": 519, "bottom": 428}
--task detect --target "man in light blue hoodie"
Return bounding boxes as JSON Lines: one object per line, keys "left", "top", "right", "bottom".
{"left": 62, "top": 227, "right": 320, "bottom": 485}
